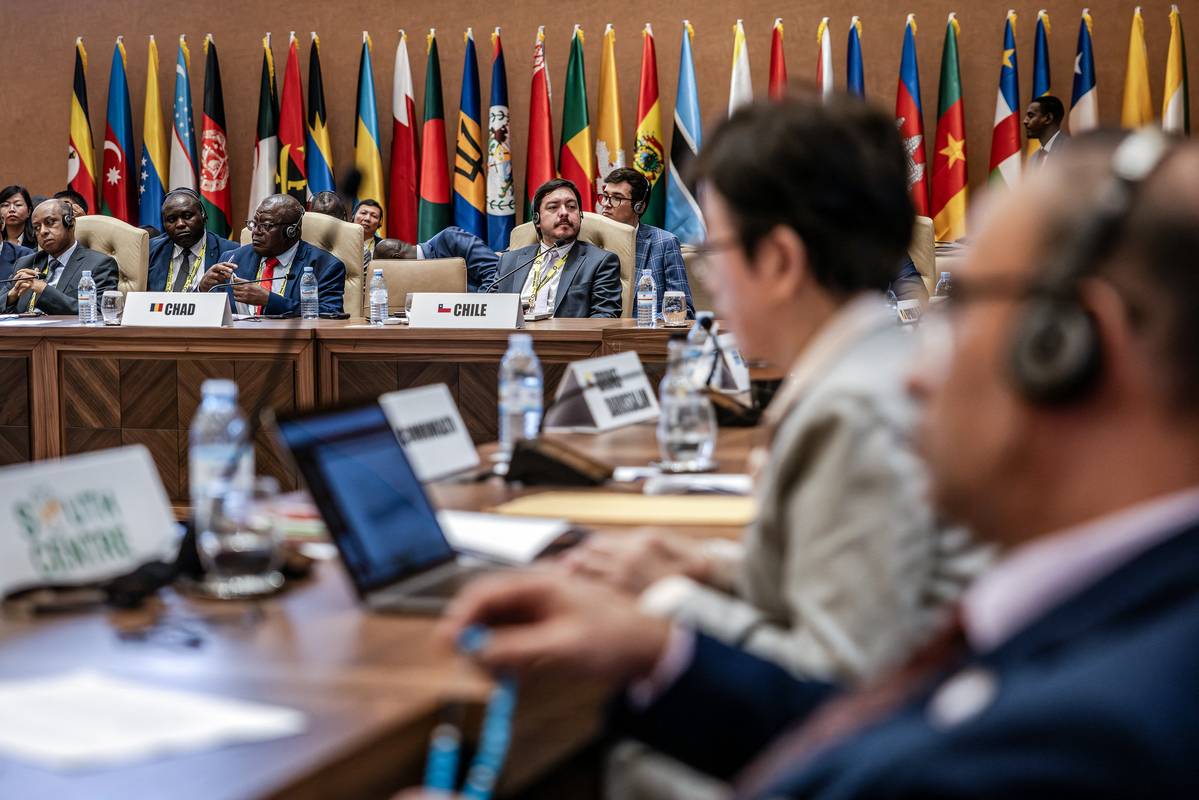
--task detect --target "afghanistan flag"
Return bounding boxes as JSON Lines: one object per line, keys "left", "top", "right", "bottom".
{"left": 634, "top": 24, "right": 665, "bottom": 227}
{"left": 486, "top": 28, "right": 515, "bottom": 251}
{"left": 101, "top": 37, "right": 135, "bottom": 222}
{"left": 169, "top": 36, "right": 198, "bottom": 191}
{"left": 306, "top": 33, "right": 335, "bottom": 196}
{"left": 247, "top": 34, "right": 278, "bottom": 217}
{"left": 355, "top": 32, "right": 387, "bottom": 235}
{"left": 847, "top": 17, "right": 865, "bottom": 97}
{"left": 388, "top": 31, "right": 418, "bottom": 242}
{"left": 278, "top": 33, "right": 307, "bottom": 202}
{"left": 68, "top": 38, "right": 97, "bottom": 213}
{"left": 200, "top": 35, "right": 232, "bottom": 237}
{"left": 768, "top": 19, "right": 786, "bottom": 100}
{"left": 453, "top": 28, "right": 485, "bottom": 237}
{"left": 596, "top": 24, "right": 624, "bottom": 193}
{"left": 138, "top": 36, "right": 168, "bottom": 229}
{"left": 559, "top": 25, "right": 594, "bottom": 211}
{"left": 931, "top": 13, "right": 967, "bottom": 242}
{"left": 417, "top": 29, "right": 450, "bottom": 240}
{"left": 988, "top": 11, "right": 1021, "bottom": 187}
{"left": 1163, "top": 6, "right": 1190, "bottom": 134}
{"left": 666, "top": 21, "right": 705, "bottom": 244}
{"left": 523, "top": 26, "right": 555, "bottom": 222}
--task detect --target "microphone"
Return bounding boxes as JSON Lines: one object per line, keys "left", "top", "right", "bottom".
{"left": 486, "top": 238, "right": 568, "bottom": 293}
{"left": 700, "top": 315, "right": 726, "bottom": 387}
{"left": 205, "top": 273, "right": 293, "bottom": 292}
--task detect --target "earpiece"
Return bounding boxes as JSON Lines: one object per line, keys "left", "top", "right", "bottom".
{"left": 632, "top": 199, "right": 647, "bottom": 216}
{"left": 285, "top": 211, "right": 303, "bottom": 240}
{"left": 61, "top": 203, "right": 75, "bottom": 229}
{"left": 532, "top": 210, "right": 541, "bottom": 226}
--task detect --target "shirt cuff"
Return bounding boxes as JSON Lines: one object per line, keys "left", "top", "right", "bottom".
{"left": 415, "top": 244, "right": 424, "bottom": 259}
{"left": 626, "top": 624, "right": 696, "bottom": 710}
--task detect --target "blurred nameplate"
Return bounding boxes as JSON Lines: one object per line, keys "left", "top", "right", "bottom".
{"left": 545, "top": 351, "right": 659, "bottom": 433}
{"left": 407, "top": 292, "right": 524, "bottom": 329}
{"left": 0, "top": 446, "right": 176, "bottom": 597}
{"left": 690, "top": 332, "right": 751, "bottom": 393}
{"left": 122, "top": 291, "right": 232, "bottom": 327}
{"left": 378, "top": 383, "right": 480, "bottom": 481}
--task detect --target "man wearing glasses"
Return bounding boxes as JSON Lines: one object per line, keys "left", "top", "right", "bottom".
{"left": 201, "top": 194, "right": 345, "bottom": 317}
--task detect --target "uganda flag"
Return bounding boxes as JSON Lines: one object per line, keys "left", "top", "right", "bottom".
{"left": 278, "top": 32, "right": 307, "bottom": 202}
{"left": 559, "top": 25, "right": 594, "bottom": 211}
{"left": 931, "top": 13, "right": 967, "bottom": 242}
{"left": 68, "top": 38, "right": 97, "bottom": 213}
{"left": 453, "top": 28, "right": 485, "bottom": 237}
{"left": 634, "top": 24, "right": 665, "bottom": 227}
{"left": 200, "top": 35, "right": 232, "bottom": 237}
{"left": 418, "top": 29, "right": 450, "bottom": 240}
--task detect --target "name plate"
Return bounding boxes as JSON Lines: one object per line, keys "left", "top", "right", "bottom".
{"left": 378, "top": 384, "right": 480, "bottom": 481}
{"left": 544, "top": 351, "right": 659, "bottom": 432}
{"left": 0, "top": 446, "right": 177, "bottom": 597}
{"left": 122, "top": 292, "right": 232, "bottom": 327}
{"left": 689, "top": 332, "right": 751, "bottom": 393}
{"left": 407, "top": 292, "right": 524, "bottom": 329}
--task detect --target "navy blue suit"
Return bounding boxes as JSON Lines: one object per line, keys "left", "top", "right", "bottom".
{"left": 146, "top": 231, "right": 238, "bottom": 292}
{"left": 616, "top": 521, "right": 1199, "bottom": 798}
{"left": 419, "top": 226, "right": 499, "bottom": 292}
{"left": 221, "top": 241, "right": 345, "bottom": 316}
{"left": 0, "top": 241, "right": 34, "bottom": 283}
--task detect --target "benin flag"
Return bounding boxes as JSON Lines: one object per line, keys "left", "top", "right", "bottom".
{"left": 559, "top": 26, "right": 594, "bottom": 211}
{"left": 355, "top": 32, "right": 387, "bottom": 236}
{"left": 452, "top": 28, "right": 485, "bottom": 237}
{"left": 931, "top": 13, "right": 967, "bottom": 242}
{"left": 1121, "top": 8, "right": 1153, "bottom": 128}
{"left": 768, "top": 19, "right": 786, "bottom": 100}
{"left": 278, "top": 33, "right": 307, "bottom": 202}
{"left": 306, "top": 34, "right": 335, "bottom": 196}
{"left": 418, "top": 29, "right": 450, "bottom": 240}
{"left": 595, "top": 24, "right": 623, "bottom": 192}
{"left": 634, "top": 24, "right": 665, "bottom": 227}
{"left": 68, "top": 38, "right": 97, "bottom": 213}
{"left": 523, "top": 26, "right": 555, "bottom": 222}
{"left": 101, "top": 37, "right": 135, "bottom": 222}
{"left": 200, "top": 35, "right": 232, "bottom": 237}
{"left": 1163, "top": 5, "right": 1190, "bottom": 134}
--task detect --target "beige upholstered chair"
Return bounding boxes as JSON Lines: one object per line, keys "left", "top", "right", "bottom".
{"left": 73, "top": 215, "right": 149, "bottom": 293}
{"left": 370, "top": 258, "right": 467, "bottom": 315}
{"left": 239, "top": 214, "right": 365, "bottom": 317}
{"left": 508, "top": 211, "right": 637, "bottom": 316}
{"left": 909, "top": 216, "right": 936, "bottom": 294}
{"left": 679, "top": 244, "right": 716, "bottom": 315}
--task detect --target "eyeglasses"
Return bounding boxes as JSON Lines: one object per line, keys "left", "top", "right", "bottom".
{"left": 246, "top": 219, "right": 281, "bottom": 233}
{"left": 597, "top": 192, "right": 632, "bottom": 208}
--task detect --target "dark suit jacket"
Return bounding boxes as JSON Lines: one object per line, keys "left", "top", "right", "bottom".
{"left": 147, "top": 231, "right": 238, "bottom": 292}
{"left": 889, "top": 255, "right": 929, "bottom": 305}
{"left": 0, "top": 240, "right": 33, "bottom": 283}
{"left": 3, "top": 244, "right": 119, "bottom": 314}
{"left": 493, "top": 239, "right": 622, "bottom": 318}
{"left": 616, "top": 520, "right": 1199, "bottom": 798}
{"left": 222, "top": 240, "right": 345, "bottom": 316}
{"left": 420, "top": 226, "right": 499, "bottom": 293}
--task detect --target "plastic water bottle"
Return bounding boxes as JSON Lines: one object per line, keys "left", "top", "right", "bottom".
{"left": 684, "top": 310, "right": 715, "bottom": 383}
{"left": 76, "top": 269, "right": 96, "bottom": 325}
{"left": 498, "top": 333, "right": 543, "bottom": 454}
{"left": 369, "top": 268, "right": 388, "bottom": 326}
{"left": 934, "top": 271, "right": 953, "bottom": 298}
{"left": 657, "top": 338, "right": 717, "bottom": 470}
{"left": 299, "top": 265, "right": 319, "bottom": 319}
{"left": 189, "top": 379, "right": 254, "bottom": 540}
{"left": 636, "top": 268, "right": 657, "bottom": 328}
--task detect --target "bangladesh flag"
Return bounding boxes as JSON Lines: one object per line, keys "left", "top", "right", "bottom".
{"left": 558, "top": 25, "right": 594, "bottom": 211}
{"left": 200, "top": 35, "right": 232, "bottom": 236}
{"left": 931, "top": 13, "right": 967, "bottom": 242}
{"left": 418, "top": 30, "right": 451, "bottom": 240}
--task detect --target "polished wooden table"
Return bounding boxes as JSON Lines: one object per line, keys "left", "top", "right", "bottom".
{"left": 0, "top": 424, "right": 760, "bottom": 799}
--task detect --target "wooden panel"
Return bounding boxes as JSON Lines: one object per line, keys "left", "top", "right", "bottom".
{"left": 459, "top": 365, "right": 499, "bottom": 444}
{"left": 64, "top": 427, "right": 121, "bottom": 455}
{"left": 178, "top": 360, "right": 236, "bottom": 430}
{"left": 122, "top": 428, "right": 180, "bottom": 499}
{"left": 236, "top": 359, "right": 298, "bottom": 418}
{"left": 0, "top": 356, "right": 28, "bottom": 425}
{"left": 0, "top": 426, "right": 29, "bottom": 465}
{"left": 337, "top": 360, "right": 400, "bottom": 405}
{"left": 62, "top": 356, "right": 120, "bottom": 429}
{"left": 120, "top": 359, "right": 179, "bottom": 429}
{"left": 253, "top": 429, "right": 295, "bottom": 493}
{"left": 393, "top": 363, "right": 459, "bottom": 398}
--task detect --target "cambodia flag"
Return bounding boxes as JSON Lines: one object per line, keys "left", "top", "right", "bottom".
{"left": 101, "top": 37, "right": 135, "bottom": 222}
{"left": 895, "top": 14, "right": 929, "bottom": 217}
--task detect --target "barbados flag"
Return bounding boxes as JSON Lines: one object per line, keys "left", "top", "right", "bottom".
{"left": 169, "top": 36, "right": 198, "bottom": 190}
{"left": 100, "top": 37, "right": 135, "bottom": 222}
{"left": 453, "top": 29, "right": 485, "bottom": 237}
{"left": 138, "top": 36, "right": 168, "bottom": 228}
{"left": 1070, "top": 10, "right": 1098, "bottom": 133}
{"left": 988, "top": 11, "right": 1021, "bottom": 187}
{"left": 354, "top": 32, "right": 387, "bottom": 236}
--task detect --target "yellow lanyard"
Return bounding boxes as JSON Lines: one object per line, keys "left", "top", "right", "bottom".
{"left": 165, "top": 240, "right": 206, "bottom": 292}
{"left": 529, "top": 250, "right": 567, "bottom": 298}
{"left": 256, "top": 256, "right": 288, "bottom": 296}
{"left": 28, "top": 258, "right": 55, "bottom": 312}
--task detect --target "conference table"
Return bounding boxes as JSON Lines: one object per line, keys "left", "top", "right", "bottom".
{"left": 0, "top": 424, "right": 761, "bottom": 799}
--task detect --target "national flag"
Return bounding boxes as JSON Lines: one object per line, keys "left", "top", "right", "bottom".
{"left": 247, "top": 34, "right": 279, "bottom": 217}
{"left": 1070, "top": 10, "right": 1099, "bottom": 133}
{"left": 559, "top": 25, "right": 594, "bottom": 212}
{"left": 199, "top": 35, "right": 232, "bottom": 237}
{"left": 932, "top": 13, "right": 967, "bottom": 242}
{"left": 666, "top": 20, "right": 705, "bottom": 244}
{"left": 1028, "top": 10, "right": 1051, "bottom": 156}
{"left": 487, "top": 28, "right": 515, "bottom": 250}
{"left": 896, "top": 14, "right": 930, "bottom": 217}
{"left": 768, "top": 19, "right": 787, "bottom": 100}
{"left": 389, "top": 30, "right": 419, "bottom": 242}
{"left": 169, "top": 36, "right": 198, "bottom": 191}
{"left": 634, "top": 24, "right": 666, "bottom": 227}
{"left": 596, "top": 24, "right": 624, "bottom": 191}
{"left": 989, "top": 11, "right": 1022, "bottom": 187}
{"left": 101, "top": 37, "right": 135, "bottom": 222}
{"left": 816, "top": 18, "right": 833, "bottom": 98}
{"left": 355, "top": 32, "right": 387, "bottom": 236}
{"left": 277, "top": 33, "right": 307, "bottom": 202}
{"left": 453, "top": 28, "right": 485, "bottom": 236}
{"left": 729, "top": 19, "right": 753, "bottom": 115}
{"left": 138, "top": 36, "right": 168, "bottom": 229}
{"left": 1121, "top": 7, "right": 1152, "bottom": 128}
{"left": 417, "top": 29, "right": 449, "bottom": 240}
{"left": 1163, "top": 5, "right": 1190, "bottom": 134}
{"left": 306, "top": 33, "right": 335, "bottom": 196}
{"left": 847, "top": 17, "right": 866, "bottom": 97}
{"left": 523, "top": 26, "right": 555, "bottom": 222}
{"left": 68, "top": 38, "right": 97, "bottom": 213}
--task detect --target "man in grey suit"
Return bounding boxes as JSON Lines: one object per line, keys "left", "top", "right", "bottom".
{"left": 3, "top": 199, "right": 118, "bottom": 314}
{"left": 491, "top": 179, "right": 622, "bottom": 318}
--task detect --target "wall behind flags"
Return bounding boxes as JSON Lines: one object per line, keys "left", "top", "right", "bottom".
{"left": 0, "top": 0, "right": 1191, "bottom": 227}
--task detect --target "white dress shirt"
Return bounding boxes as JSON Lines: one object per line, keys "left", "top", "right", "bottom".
{"left": 45, "top": 242, "right": 77, "bottom": 287}
{"left": 519, "top": 240, "right": 575, "bottom": 316}
{"left": 169, "top": 240, "right": 206, "bottom": 292}
{"left": 235, "top": 241, "right": 300, "bottom": 317}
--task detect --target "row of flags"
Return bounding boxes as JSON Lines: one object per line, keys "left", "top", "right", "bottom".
{"left": 66, "top": 9, "right": 1191, "bottom": 248}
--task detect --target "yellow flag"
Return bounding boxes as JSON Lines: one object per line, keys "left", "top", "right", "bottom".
{"left": 595, "top": 24, "right": 624, "bottom": 192}
{"left": 1163, "top": 5, "right": 1190, "bottom": 134}
{"left": 1121, "top": 7, "right": 1153, "bottom": 128}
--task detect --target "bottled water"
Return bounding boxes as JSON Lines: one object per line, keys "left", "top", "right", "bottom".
{"left": 657, "top": 338, "right": 717, "bottom": 470}
{"left": 76, "top": 269, "right": 96, "bottom": 325}
{"left": 636, "top": 268, "right": 657, "bottom": 328}
{"left": 685, "top": 310, "right": 716, "bottom": 385}
{"left": 189, "top": 379, "right": 254, "bottom": 541}
{"left": 299, "top": 265, "right": 319, "bottom": 319}
{"left": 498, "top": 333, "right": 543, "bottom": 454}
{"left": 934, "top": 271, "right": 953, "bottom": 298}
{"left": 369, "top": 268, "right": 388, "bottom": 326}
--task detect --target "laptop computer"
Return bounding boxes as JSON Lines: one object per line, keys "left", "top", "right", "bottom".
{"left": 273, "top": 402, "right": 499, "bottom": 614}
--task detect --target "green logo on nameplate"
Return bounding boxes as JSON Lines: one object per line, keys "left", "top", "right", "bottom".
{"left": 13, "top": 486, "right": 134, "bottom": 576}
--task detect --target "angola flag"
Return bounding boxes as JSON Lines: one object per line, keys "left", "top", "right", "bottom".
{"left": 768, "top": 19, "right": 787, "bottom": 100}
{"left": 68, "top": 38, "right": 97, "bottom": 213}
{"left": 418, "top": 29, "right": 450, "bottom": 240}
{"left": 988, "top": 11, "right": 1021, "bottom": 187}
{"left": 138, "top": 36, "right": 168, "bottom": 229}
{"left": 634, "top": 24, "right": 665, "bottom": 227}
{"left": 306, "top": 33, "right": 335, "bottom": 196}
{"left": 278, "top": 33, "right": 307, "bottom": 202}
{"left": 931, "top": 13, "right": 967, "bottom": 242}
{"left": 523, "top": 26, "right": 555, "bottom": 222}
{"left": 101, "top": 37, "right": 135, "bottom": 222}
{"left": 452, "top": 28, "right": 485, "bottom": 237}
{"left": 247, "top": 34, "right": 279, "bottom": 218}
{"left": 388, "top": 31, "right": 419, "bottom": 242}
{"left": 355, "top": 32, "right": 387, "bottom": 236}
{"left": 559, "top": 25, "right": 594, "bottom": 211}
{"left": 596, "top": 24, "right": 623, "bottom": 192}
{"left": 200, "top": 35, "right": 232, "bottom": 236}
{"left": 1163, "top": 5, "right": 1190, "bottom": 134}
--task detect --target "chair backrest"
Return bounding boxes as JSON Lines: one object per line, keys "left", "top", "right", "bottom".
{"left": 909, "top": 216, "right": 936, "bottom": 294}
{"left": 679, "top": 244, "right": 715, "bottom": 316}
{"left": 240, "top": 214, "right": 365, "bottom": 317}
{"left": 508, "top": 211, "right": 637, "bottom": 316}
{"left": 73, "top": 215, "right": 149, "bottom": 293}
{"left": 370, "top": 257, "right": 467, "bottom": 315}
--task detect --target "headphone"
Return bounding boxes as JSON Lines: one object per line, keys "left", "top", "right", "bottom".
{"left": 284, "top": 210, "right": 303, "bottom": 240}
{"left": 163, "top": 187, "right": 207, "bottom": 223}
{"left": 1009, "top": 129, "right": 1175, "bottom": 405}
{"left": 60, "top": 201, "right": 75, "bottom": 229}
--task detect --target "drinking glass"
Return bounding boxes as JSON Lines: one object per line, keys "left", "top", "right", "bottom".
{"left": 662, "top": 291, "right": 687, "bottom": 327}
{"left": 100, "top": 291, "right": 124, "bottom": 325}
{"left": 196, "top": 476, "right": 283, "bottom": 598}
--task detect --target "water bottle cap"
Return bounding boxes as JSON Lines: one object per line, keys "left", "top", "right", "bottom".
{"left": 940, "top": 271, "right": 951, "bottom": 279}
{"left": 303, "top": 265, "right": 313, "bottom": 272}
{"left": 81, "top": 270, "right": 91, "bottom": 277}
{"left": 696, "top": 310, "right": 714, "bottom": 321}
{"left": 373, "top": 268, "right": 384, "bottom": 277}
{"left": 200, "top": 378, "right": 237, "bottom": 399}
{"left": 507, "top": 332, "right": 533, "bottom": 348}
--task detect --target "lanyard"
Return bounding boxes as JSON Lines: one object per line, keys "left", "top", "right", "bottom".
{"left": 529, "top": 249, "right": 567, "bottom": 298}
{"left": 28, "top": 258, "right": 55, "bottom": 312}
{"left": 256, "top": 256, "right": 288, "bottom": 296}
{"left": 165, "top": 240, "right": 206, "bottom": 292}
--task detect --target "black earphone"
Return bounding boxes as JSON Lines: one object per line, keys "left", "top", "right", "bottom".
{"left": 163, "top": 187, "right": 207, "bottom": 223}
{"left": 1009, "top": 129, "right": 1174, "bottom": 405}
{"left": 60, "top": 201, "right": 75, "bottom": 229}
{"left": 285, "top": 210, "right": 303, "bottom": 240}
{"left": 632, "top": 197, "right": 647, "bottom": 216}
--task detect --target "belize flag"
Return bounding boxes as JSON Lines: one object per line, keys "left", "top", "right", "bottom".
{"left": 895, "top": 14, "right": 929, "bottom": 217}
{"left": 486, "top": 28, "right": 515, "bottom": 251}
{"left": 101, "top": 37, "right": 136, "bottom": 222}
{"left": 988, "top": 11, "right": 1021, "bottom": 187}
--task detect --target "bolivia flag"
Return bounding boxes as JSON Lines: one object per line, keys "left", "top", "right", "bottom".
{"left": 988, "top": 11, "right": 1022, "bottom": 187}
{"left": 768, "top": 19, "right": 786, "bottom": 100}
{"left": 453, "top": 28, "right": 485, "bottom": 237}
{"left": 895, "top": 15, "right": 929, "bottom": 218}
{"left": 68, "top": 38, "right": 97, "bottom": 213}
{"left": 200, "top": 35, "right": 232, "bottom": 237}
{"left": 278, "top": 33, "right": 308, "bottom": 202}
{"left": 355, "top": 32, "right": 387, "bottom": 236}
{"left": 1163, "top": 5, "right": 1190, "bottom": 134}
{"left": 634, "top": 24, "right": 665, "bottom": 227}
{"left": 101, "top": 37, "right": 135, "bottom": 222}
{"left": 388, "top": 31, "right": 419, "bottom": 242}
{"left": 306, "top": 33, "right": 335, "bottom": 196}
{"left": 559, "top": 25, "right": 594, "bottom": 211}
{"left": 523, "top": 27, "right": 555, "bottom": 223}
{"left": 138, "top": 36, "right": 168, "bottom": 229}
{"left": 931, "top": 13, "right": 967, "bottom": 242}
{"left": 418, "top": 29, "right": 450, "bottom": 240}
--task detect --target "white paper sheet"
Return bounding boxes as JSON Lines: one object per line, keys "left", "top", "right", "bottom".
{"left": 0, "top": 671, "right": 307, "bottom": 771}
{"left": 643, "top": 473, "right": 754, "bottom": 496}
{"left": 438, "top": 510, "right": 570, "bottom": 564}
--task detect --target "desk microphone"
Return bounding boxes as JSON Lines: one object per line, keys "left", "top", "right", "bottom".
{"left": 700, "top": 315, "right": 726, "bottom": 387}
{"left": 486, "top": 238, "right": 567, "bottom": 293}
{"left": 205, "top": 273, "right": 293, "bottom": 292}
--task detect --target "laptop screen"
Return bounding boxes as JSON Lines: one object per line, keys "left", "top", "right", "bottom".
{"left": 274, "top": 403, "right": 456, "bottom": 596}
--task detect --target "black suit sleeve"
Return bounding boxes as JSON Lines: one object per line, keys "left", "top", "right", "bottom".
{"left": 588, "top": 249, "right": 623, "bottom": 318}
{"left": 35, "top": 254, "right": 120, "bottom": 315}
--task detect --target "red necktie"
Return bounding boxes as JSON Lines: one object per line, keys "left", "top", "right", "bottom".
{"left": 257, "top": 256, "right": 280, "bottom": 315}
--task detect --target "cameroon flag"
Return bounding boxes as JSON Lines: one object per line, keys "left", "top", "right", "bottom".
{"left": 634, "top": 24, "right": 665, "bottom": 227}
{"left": 559, "top": 26, "right": 594, "bottom": 211}
{"left": 418, "top": 29, "right": 451, "bottom": 240}
{"left": 931, "top": 13, "right": 967, "bottom": 242}
{"left": 68, "top": 38, "right": 97, "bottom": 213}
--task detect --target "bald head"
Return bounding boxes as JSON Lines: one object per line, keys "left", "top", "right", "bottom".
{"left": 249, "top": 194, "right": 305, "bottom": 257}
{"left": 31, "top": 199, "right": 75, "bottom": 255}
